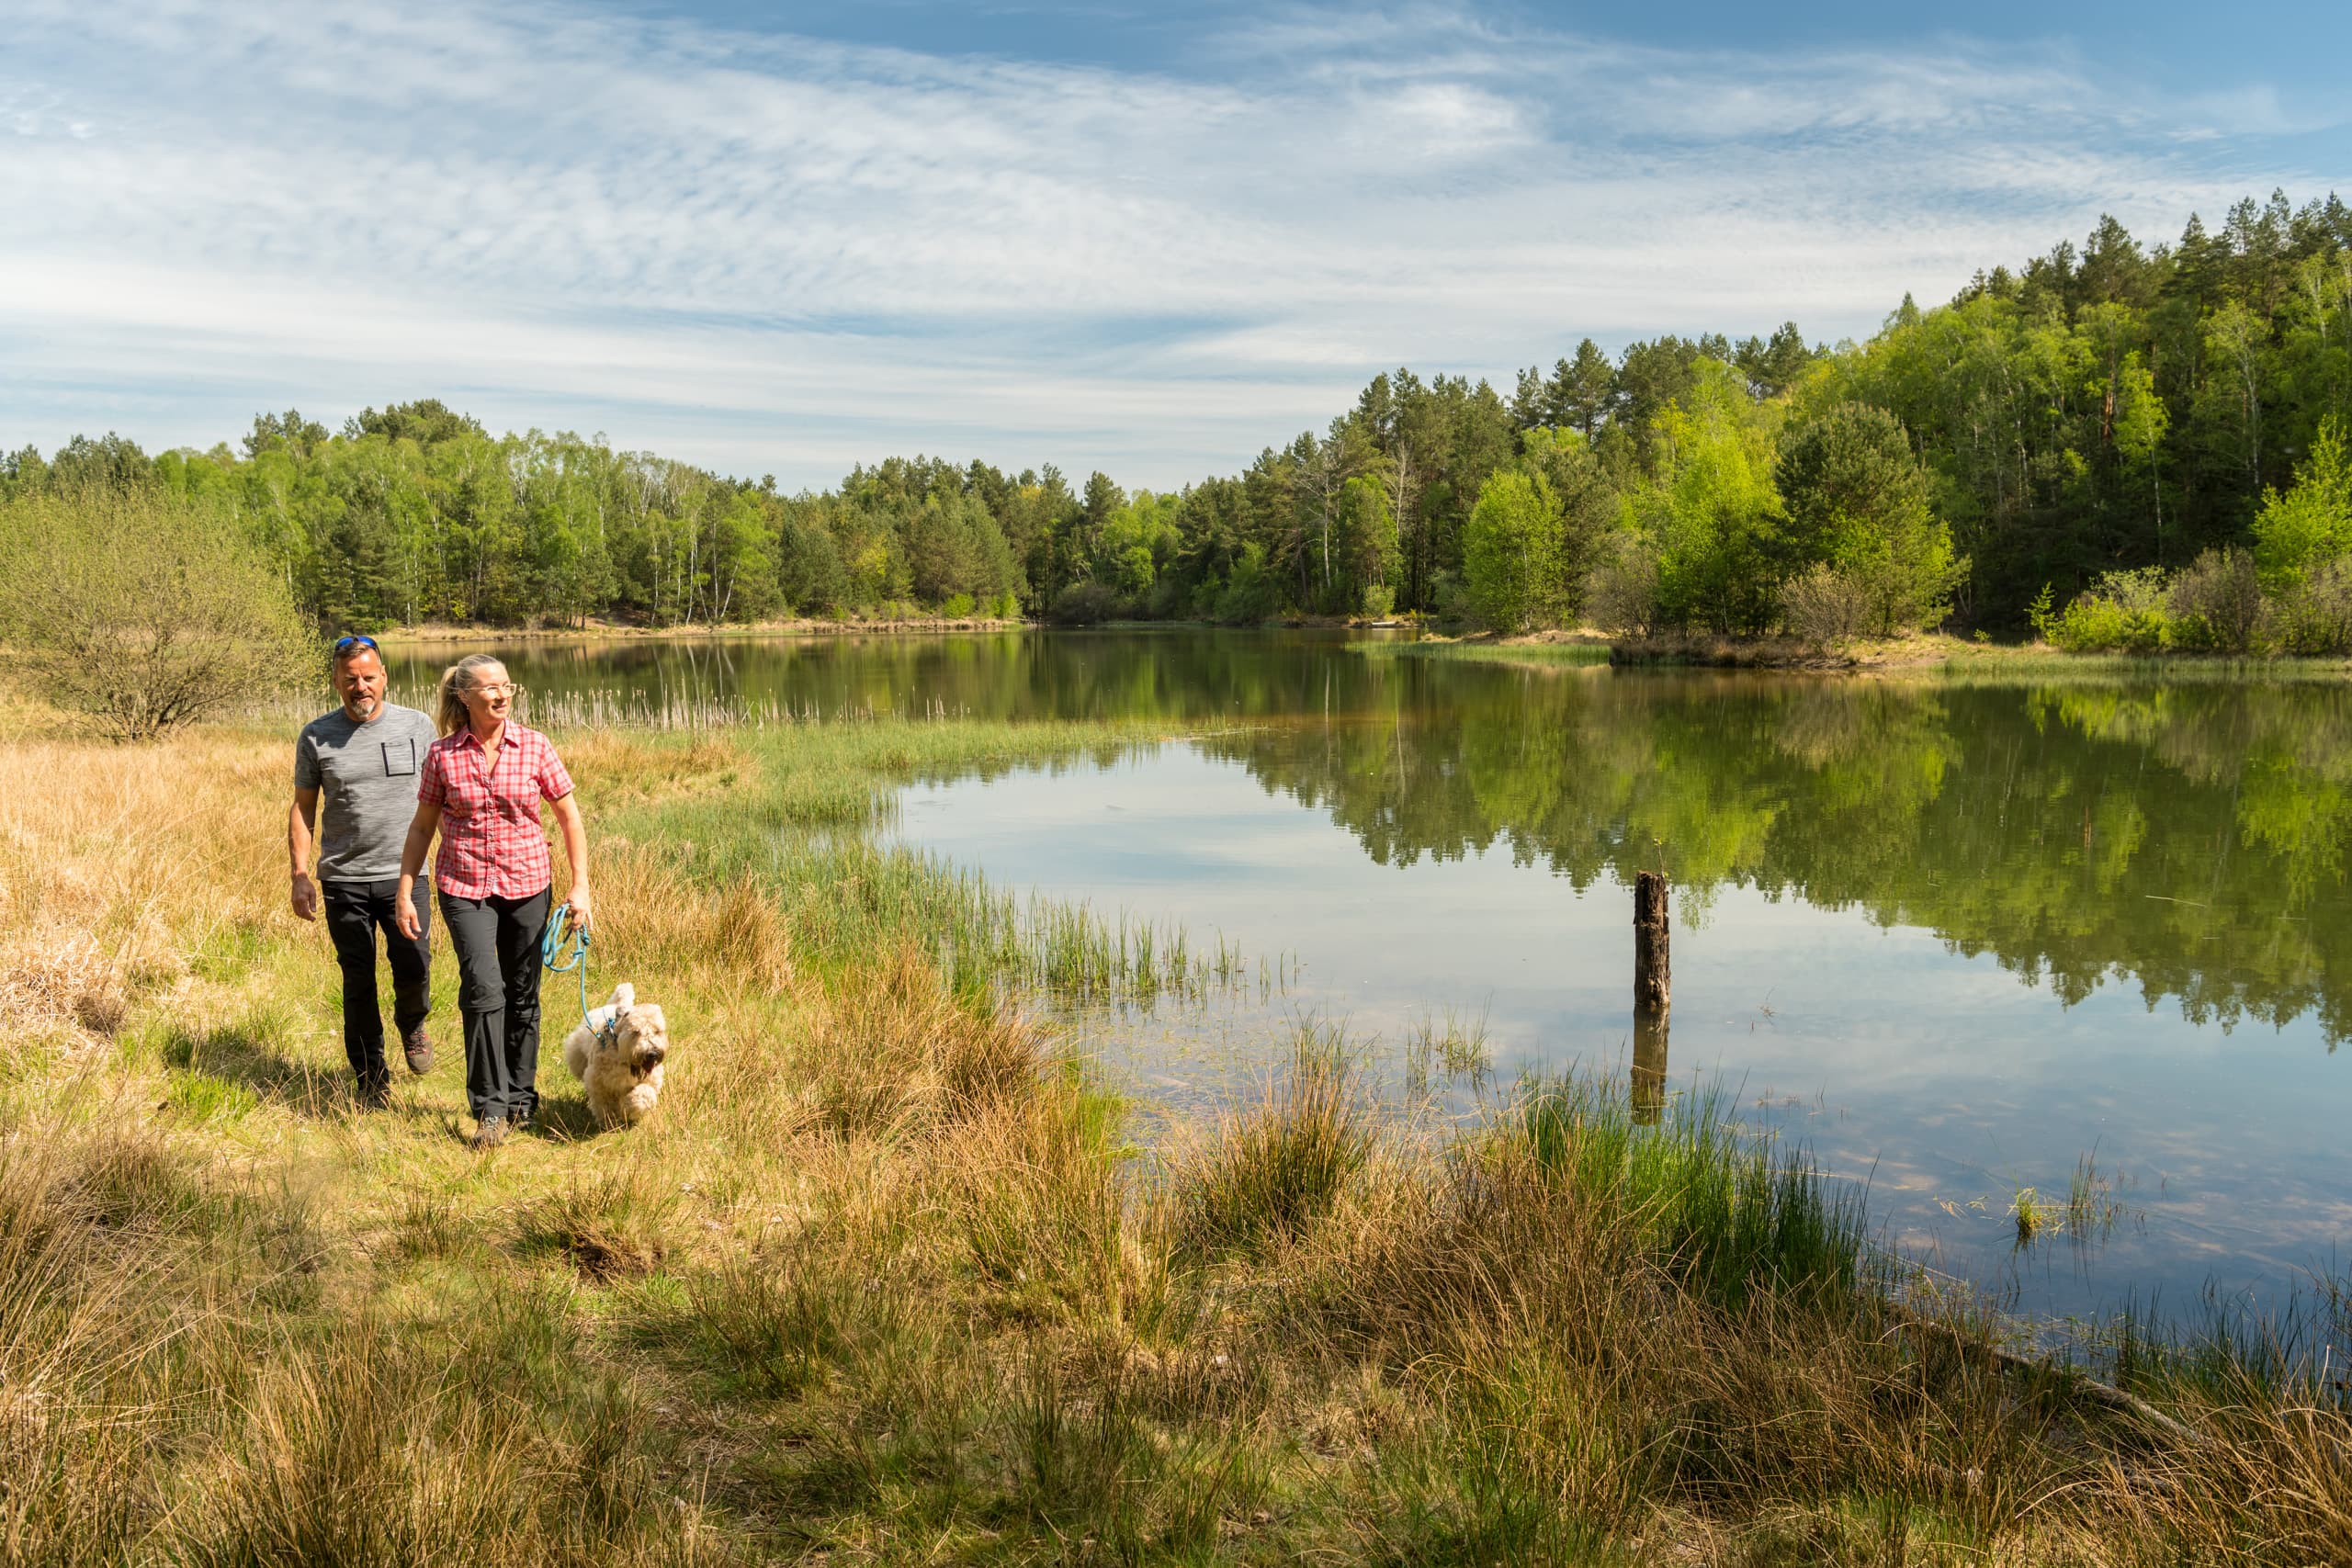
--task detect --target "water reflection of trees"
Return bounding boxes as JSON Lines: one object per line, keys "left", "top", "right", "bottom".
{"left": 1202, "top": 667, "right": 2352, "bottom": 1045}
{"left": 399, "top": 631, "right": 1381, "bottom": 725}
{"left": 402, "top": 634, "right": 2352, "bottom": 1043}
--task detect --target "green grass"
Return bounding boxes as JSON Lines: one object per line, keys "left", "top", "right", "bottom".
{"left": 1518, "top": 1070, "right": 1864, "bottom": 1312}
{"left": 1933, "top": 649, "right": 2352, "bottom": 683}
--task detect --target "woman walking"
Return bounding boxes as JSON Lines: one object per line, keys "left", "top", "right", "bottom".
{"left": 395, "top": 654, "right": 592, "bottom": 1148}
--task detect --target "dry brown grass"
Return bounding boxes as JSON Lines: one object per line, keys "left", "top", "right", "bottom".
{"left": 0, "top": 728, "right": 283, "bottom": 1053}
{"left": 796, "top": 942, "right": 1043, "bottom": 1137}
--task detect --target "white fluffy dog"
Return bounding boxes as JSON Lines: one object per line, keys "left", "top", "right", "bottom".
{"left": 561, "top": 982, "right": 670, "bottom": 1129}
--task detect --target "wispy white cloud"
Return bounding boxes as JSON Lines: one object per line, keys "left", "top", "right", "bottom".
{"left": 0, "top": 0, "right": 2334, "bottom": 485}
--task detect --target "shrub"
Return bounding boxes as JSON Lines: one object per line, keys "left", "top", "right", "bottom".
{"left": 1778, "top": 563, "right": 1872, "bottom": 646}
{"left": 939, "top": 592, "right": 977, "bottom": 619}
{"left": 2266, "top": 558, "right": 2352, "bottom": 654}
{"left": 1046, "top": 581, "right": 1126, "bottom": 626}
{"left": 2165, "top": 547, "right": 2263, "bottom": 653}
{"left": 0, "top": 486, "right": 311, "bottom": 739}
{"left": 1360, "top": 582, "right": 1396, "bottom": 620}
{"left": 2045, "top": 567, "right": 2172, "bottom": 653}
{"left": 1583, "top": 540, "right": 1658, "bottom": 636}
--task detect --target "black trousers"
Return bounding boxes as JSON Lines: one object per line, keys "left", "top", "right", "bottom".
{"left": 322, "top": 878, "right": 434, "bottom": 1093}
{"left": 437, "top": 886, "right": 550, "bottom": 1123}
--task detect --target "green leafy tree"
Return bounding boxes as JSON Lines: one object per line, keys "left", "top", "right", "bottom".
{"left": 1462, "top": 469, "right": 1563, "bottom": 631}
{"left": 2253, "top": 416, "right": 2352, "bottom": 587}
{"left": 1631, "top": 361, "right": 1784, "bottom": 633}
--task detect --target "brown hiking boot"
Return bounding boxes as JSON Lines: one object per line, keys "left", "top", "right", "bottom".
{"left": 469, "top": 1115, "right": 508, "bottom": 1151}
{"left": 401, "top": 1022, "right": 434, "bottom": 1076}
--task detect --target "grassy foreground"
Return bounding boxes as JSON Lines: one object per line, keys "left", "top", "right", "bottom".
{"left": 3, "top": 701, "right": 2350, "bottom": 1564}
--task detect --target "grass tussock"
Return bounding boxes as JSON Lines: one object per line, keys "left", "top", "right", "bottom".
{"left": 1171, "top": 1023, "right": 1372, "bottom": 1258}
{"left": 6, "top": 704, "right": 2351, "bottom": 1562}
{"left": 797, "top": 942, "right": 1045, "bottom": 1136}
{"left": 514, "top": 1165, "right": 678, "bottom": 1281}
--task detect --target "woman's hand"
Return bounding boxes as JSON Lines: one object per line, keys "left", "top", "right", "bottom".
{"left": 549, "top": 792, "right": 592, "bottom": 936}
{"left": 395, "top": 804, "right": 440, "bottom": 942}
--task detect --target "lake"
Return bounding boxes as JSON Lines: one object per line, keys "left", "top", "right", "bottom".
{"left": 390, "top": 630, "right": 2352, "bottom": 1334}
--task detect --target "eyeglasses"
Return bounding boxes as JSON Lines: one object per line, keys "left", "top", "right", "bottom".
{"left": 471, "top": 682, "right": 522, "bottom": 698}
{"left": 333, "top": 635, "right": 379, "bottom": 655}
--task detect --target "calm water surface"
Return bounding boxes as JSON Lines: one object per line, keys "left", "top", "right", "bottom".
{"left": 394, "top": 632, "right": 2352, "bottom": 1329}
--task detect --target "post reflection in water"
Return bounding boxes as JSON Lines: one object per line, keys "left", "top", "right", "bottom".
{"left": 1631, "top": 1011, "right": 1669, "bottom": 1127}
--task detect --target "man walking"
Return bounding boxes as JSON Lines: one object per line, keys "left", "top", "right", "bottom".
{"left": 290, "top": 636, "right": 442, "bottom": 1106}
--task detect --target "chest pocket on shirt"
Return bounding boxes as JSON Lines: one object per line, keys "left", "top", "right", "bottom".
{"left": 382, "top": 738, "right": 417, "bottom": 777}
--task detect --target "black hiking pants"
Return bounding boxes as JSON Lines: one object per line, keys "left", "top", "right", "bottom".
{"left": 437, "top": 886, "right": 550, "bottom": 1124}
{"left": 322, "top": 877, "right": 434, "bottom": 1095}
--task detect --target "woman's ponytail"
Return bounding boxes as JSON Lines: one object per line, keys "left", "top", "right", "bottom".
{"left": 435, "top": 653, "right": 506, "bottom": 737}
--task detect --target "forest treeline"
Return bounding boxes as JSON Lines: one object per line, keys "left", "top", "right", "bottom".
{"left": 6, "top": 189, "right": 2351, "bottom": 639}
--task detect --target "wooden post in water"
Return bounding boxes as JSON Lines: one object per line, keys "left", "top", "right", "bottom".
{"left": 1632, "top": 871, "right": 1670, "bottom": 1125}
{"left": 1634, "top": 871, "right": 1670, "bottom": 1016}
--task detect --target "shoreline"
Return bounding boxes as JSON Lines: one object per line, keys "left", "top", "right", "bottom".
{"left": 378, "top": 614, "right": 1032, "bottom": 646}
{"left": 375, "top": 614, "right": 2352, "bottom": 675}
{"left": 1411, "top": 627, "right": 2352, "bottom": 677}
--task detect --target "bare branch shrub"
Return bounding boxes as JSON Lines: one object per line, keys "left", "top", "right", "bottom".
{"left": 2165, "top": 547, "right": 2264, "bottom": 653}
{"left": 2265, "top": 558, "right": 2352, "bottom": 655}
{"left": 1778, "top": 563, "right": 1872, "bottom": 646}
{"left": 1584, "top": 539, "right": 1658, "bottom": 636}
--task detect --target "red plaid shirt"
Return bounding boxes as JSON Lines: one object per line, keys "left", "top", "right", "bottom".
{"left": 416, "top": 723, "right": 576, "bottom": 899}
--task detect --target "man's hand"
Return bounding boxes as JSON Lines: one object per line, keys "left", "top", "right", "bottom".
{"left": 291, "top": 872, "right": 320, "bottom": 922}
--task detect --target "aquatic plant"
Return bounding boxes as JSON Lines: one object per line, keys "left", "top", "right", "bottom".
{"left": 2012, "top": 1186, "right": 2049, "bottom": 1246}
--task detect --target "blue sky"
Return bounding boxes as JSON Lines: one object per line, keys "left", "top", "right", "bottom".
{"left": 4, "top": 0, "right": 2346, "bottom": 488}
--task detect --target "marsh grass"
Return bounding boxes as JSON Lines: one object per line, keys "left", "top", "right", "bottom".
{"left": 1519, "top": 1071, "right": 1864, "bottom": 1313}
{"left": 1171, "top": 1022, "right": 1372, "bottom": 1258}
{"left": 1355, "top": 636, "right": 1615, "bottom": 667}
{"left": 8, "top": 705, "right": 2352, "bottom": 1561}
{"left": 1402, "top": 1002, "right": 1492, "bottom": 1097}
{"left": 2064, "top": 1151, "right": 2126, "bottom": 1242}
{"left": 515, "top": 1165, "right": 678, "bottom": 1281}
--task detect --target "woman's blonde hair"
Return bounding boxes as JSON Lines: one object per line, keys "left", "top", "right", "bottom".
{"left": 435, "top": 654, "right": 509, "bottom": 737}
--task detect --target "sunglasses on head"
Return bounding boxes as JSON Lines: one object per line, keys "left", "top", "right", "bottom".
{"left": 334, "top": 635, "right": 379, "bottom": 655}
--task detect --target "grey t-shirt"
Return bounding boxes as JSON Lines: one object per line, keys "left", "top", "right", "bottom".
{"left": 293, "top": 704, "right": 440, "bottom": 882}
